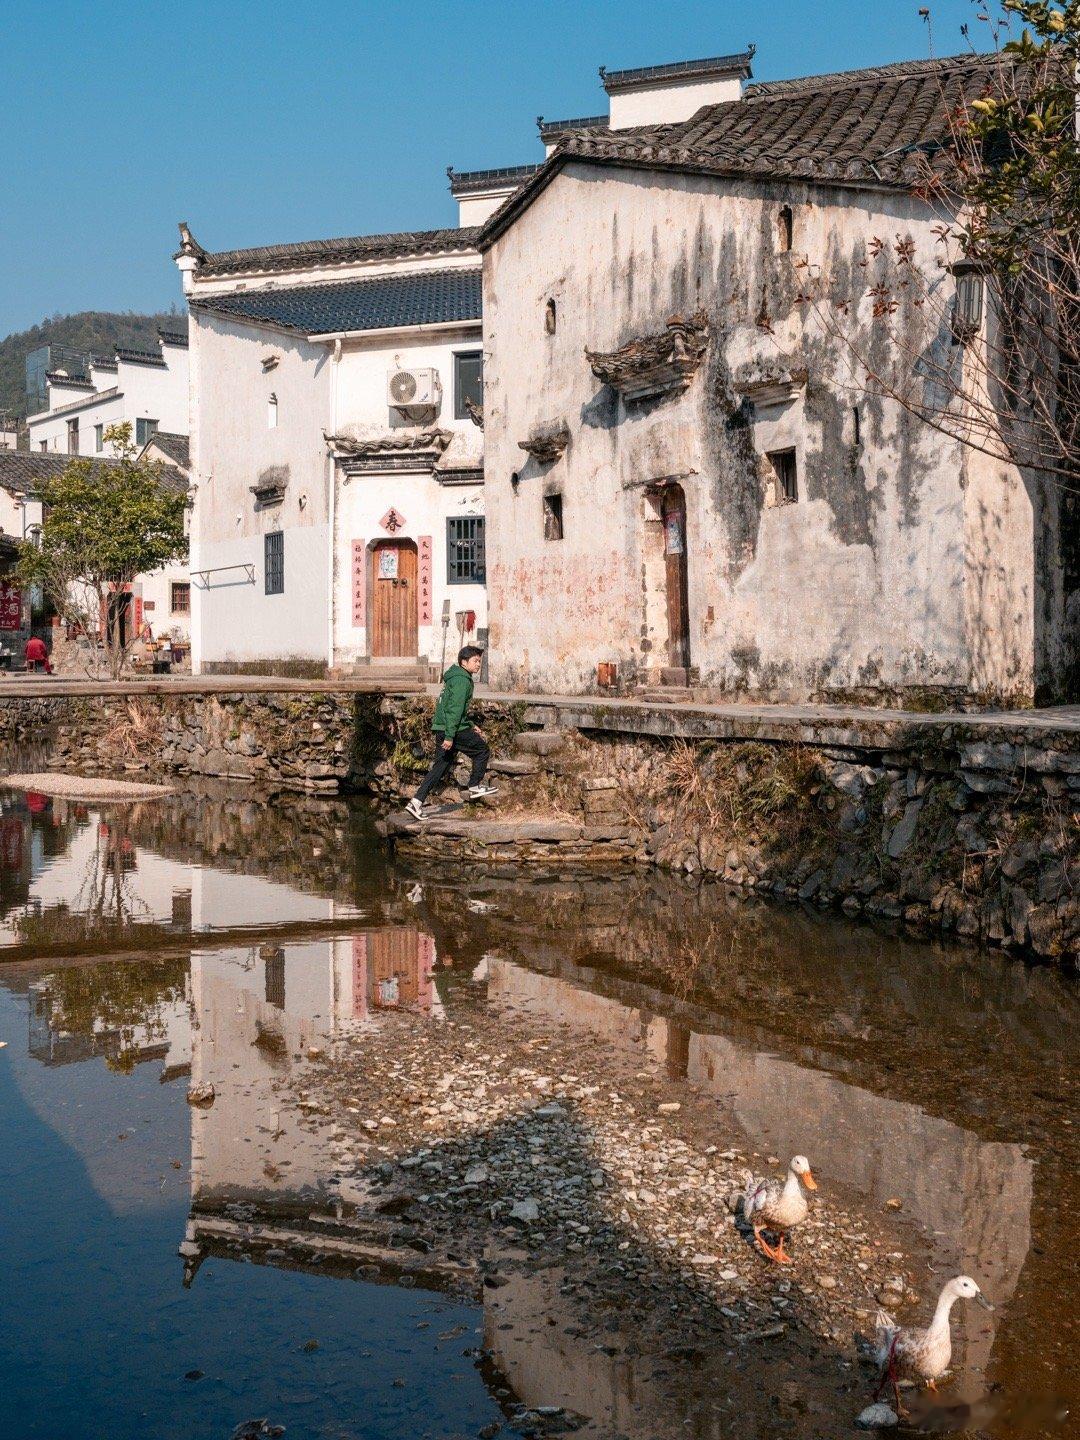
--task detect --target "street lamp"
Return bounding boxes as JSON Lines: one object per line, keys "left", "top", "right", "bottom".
{"left": 951, "top": 259, "right": 985, "bottom": 342}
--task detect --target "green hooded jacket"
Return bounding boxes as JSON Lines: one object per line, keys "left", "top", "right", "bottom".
{"left": 432, "top": 664, "right": 474, "bottom": 739}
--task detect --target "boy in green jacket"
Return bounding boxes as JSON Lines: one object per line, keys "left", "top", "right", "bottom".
{"left": 406, "top": 646, "right": 497, "bottom": 819}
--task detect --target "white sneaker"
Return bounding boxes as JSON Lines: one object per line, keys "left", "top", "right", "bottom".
{"left": 468, "top": 784, "right": 499, "bottom": 801}
{"left": 405, "top": 798, "right": 426, "bottom": 821}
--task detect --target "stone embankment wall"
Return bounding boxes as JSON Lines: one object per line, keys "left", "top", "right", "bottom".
{"left": 0, "top": 691, "right": 377, "bottom": 792}
{"left": 1, "top": 689, "right": 1076, "bottom": 963}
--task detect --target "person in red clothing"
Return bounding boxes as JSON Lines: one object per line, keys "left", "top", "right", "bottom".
{"left": 24, "top": 636, "right": 52, "bottom": 674}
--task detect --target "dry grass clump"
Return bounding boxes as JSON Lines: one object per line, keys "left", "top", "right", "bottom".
{"left": 663, "top": 739, "right": 822, "bottom": 840}
{"left": 102, "top": 699, "right": 163, "bottom": 759}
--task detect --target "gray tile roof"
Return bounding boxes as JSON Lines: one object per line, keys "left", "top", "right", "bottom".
{"left": 191, "top": 268, "right": 482, "bottom": 336}
{"left": 193, "top": 226, "right": 480, "bottom": 278}
{"left": 537, "top": 115, "right": 610, "bottom": 142}
{"left": 600, "top": 51, "right": 754, "bottom": 91}
{"left": 143, "top": 431, "right": 190, "bottom": 469}
{"left": 447, "top": 164, "right": 541, "bottom": 195}
{"left": 0, "top": 450, "right": 186, "bottom": 497}
{"left": 481, "top": 53, "right": 1003, "bottom": 247}
{"left": 115, "top": 346, "right": 167, "bottom": 368}
{"left": 46, "top": 372, "right": 95, "bottom": 390}
{"left": 158, "top": 328, "right": 189, "bottom": 347}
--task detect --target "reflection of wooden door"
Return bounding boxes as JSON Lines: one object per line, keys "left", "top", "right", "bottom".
{"left": 370, "top": 540, "right": 418, "bottom": 657}
{"left": 661, "top": 487, "right": 690, "bottom": 669}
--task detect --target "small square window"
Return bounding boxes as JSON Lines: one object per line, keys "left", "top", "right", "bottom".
{"left": 171, "top": 581, "right": 190, "bottom": 614}
{"left": 454, "top": 351, "right": 483, "bottom": 419}
{"left": 135, "top": 417, "right": 159, "bottom": 447}
{"left": 767, "top": 449, "right": 798, "bottom": 502}
{"left": 447, "top": 516, "right": 486, "bottom": 583}
{"left": 543, "top": 492, "right": 564, "bottom": 541}
{"left": 265, "top": 530, "right": 284, "bottom": 595}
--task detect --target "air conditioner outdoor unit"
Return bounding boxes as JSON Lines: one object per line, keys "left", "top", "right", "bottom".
{"left": 388, "top": 367, "right": 441, "bottom": 410}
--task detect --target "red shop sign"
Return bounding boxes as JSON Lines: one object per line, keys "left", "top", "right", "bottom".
{"left": 0, "top": 581, "right": 21, "bottom": 631}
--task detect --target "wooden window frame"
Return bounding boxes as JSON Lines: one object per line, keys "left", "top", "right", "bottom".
{"left": 766, "top": 448, "right": 798, "bottom": 502}
{"left": 170, "top": 581, "right": 191, "bottom": 615}
{"left": 543, "top": 492, "right": 564, "bottom": 541}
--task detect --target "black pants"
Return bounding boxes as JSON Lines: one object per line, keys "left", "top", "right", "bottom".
{"left": 414, "top": 727, "right": 490, "bottom": 802}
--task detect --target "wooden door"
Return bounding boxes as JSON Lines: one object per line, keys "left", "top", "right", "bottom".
{"left": 368, "top": 929, "right": 421, "bottom": 1009}
{"left": 661, "top": 487, "right": 690, "bottom": 669}
{"left": 370, "top": 540, "right": 418, "bottom": 658}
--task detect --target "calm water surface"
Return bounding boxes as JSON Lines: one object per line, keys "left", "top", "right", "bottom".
{"left": 0, "top": 778, "right": 1075, "bottom": 1439}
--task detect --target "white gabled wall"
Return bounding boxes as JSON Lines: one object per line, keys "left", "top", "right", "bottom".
{"left": 330, "top": 325, "right": 486, "bottom": 670}
{"left": 189, "top": 312, "right": 332, "bottom": 672}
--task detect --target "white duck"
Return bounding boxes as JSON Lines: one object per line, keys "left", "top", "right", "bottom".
{"left": 873, "top": 1275, "right": 993, "bottom": 1410}
{"left": 741, "top": 1155, "right": 817, "bottom": 1263}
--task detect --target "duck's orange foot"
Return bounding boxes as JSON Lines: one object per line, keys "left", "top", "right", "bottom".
{"left": 753, "top": 1225, "right": 782, "bottom": 1262}
{"left": 773, "top": 1236, "right": 793, "bottom": 1264}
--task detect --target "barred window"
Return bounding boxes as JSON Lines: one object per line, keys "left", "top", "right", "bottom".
{"left": 265, "top": 530, "right": 284, "bottom": 594}
{"left": 447, "top": 516, "right": 485, "bottom": 584}
{"left": 170, "top": 582, "right": 190, "bottom": 614}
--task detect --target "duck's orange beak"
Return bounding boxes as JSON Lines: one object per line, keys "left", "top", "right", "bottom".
{"left": 803, "top": 1170, "right": 818, "bottom": 1190}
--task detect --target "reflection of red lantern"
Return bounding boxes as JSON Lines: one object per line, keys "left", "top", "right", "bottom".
{"left": 26, "top": 792, "right": 46, "bottom": 814}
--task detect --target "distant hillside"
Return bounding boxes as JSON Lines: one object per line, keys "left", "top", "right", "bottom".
{"left": 0, "top": 308, "right": 184, "bottom": 424}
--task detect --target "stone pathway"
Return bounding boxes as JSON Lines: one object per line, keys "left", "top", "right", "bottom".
{"left": 2, "top": 671, "right": 1076, "bottom": 739}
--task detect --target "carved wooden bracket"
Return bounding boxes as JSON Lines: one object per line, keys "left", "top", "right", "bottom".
{"left": 586, "top": 310, "right": 708, "bottom": 403}
{"left": 518, "top": 425, "right": 570, "bottom": 465}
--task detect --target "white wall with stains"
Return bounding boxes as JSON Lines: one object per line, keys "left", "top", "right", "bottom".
{"left": 188, "top": 312, "right": 332, "bottom": 672}
{"left": 482, "top": 162, "right": 1045, "bottom": 701}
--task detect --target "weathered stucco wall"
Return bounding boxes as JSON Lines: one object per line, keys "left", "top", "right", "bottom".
{"left": 482, "top": 163, "right": 1045, "bottom": 703}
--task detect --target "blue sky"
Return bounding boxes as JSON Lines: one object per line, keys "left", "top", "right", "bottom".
{"left": 1, "top": 0, "right": 997, "bottom": 337}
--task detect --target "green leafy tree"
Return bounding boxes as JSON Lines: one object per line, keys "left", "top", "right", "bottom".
{"left": 19, "top": 423, "right": 188, "bottom": 677}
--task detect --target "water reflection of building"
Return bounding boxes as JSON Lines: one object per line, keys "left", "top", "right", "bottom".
{"left": 486, "top": 956, "right": 1032, "bottom": 1386}
{"left": 187, "top": 928, "right": 439, "bottom": 1215}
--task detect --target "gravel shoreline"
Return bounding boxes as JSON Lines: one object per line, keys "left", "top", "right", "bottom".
{"left": 290, "top": 983, "right": 940, "bottom": 1436}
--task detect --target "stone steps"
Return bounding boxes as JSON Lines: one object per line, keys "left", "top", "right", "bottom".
{"left": 490, "top": 756, "right": 540, "bottom": 776}
{"left": 513, "top": 730, "right": 565, "bottom": 756}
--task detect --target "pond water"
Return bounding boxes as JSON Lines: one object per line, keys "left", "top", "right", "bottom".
{"left": 0, "top": 779, "right": 1075, "bottom": 1440}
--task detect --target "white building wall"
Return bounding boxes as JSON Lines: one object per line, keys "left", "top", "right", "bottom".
{"left": 607, "top": 73, "right": 744, "bottom": 129}
{"left": 189, "top": 312, "right": 332, "bottom": 672}
{"left": 482, "top": 163, "right": 1037, "bottom": 701}
{"left": 26, "top": 345, "right": 188, "bottom": 456}
{"left": 330, "top": 328, "right": 486, "bottom": 668}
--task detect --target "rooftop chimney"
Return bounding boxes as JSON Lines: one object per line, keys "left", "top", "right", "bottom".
{"left": 600, "top": 49, "right": 754, "bottom": 129}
